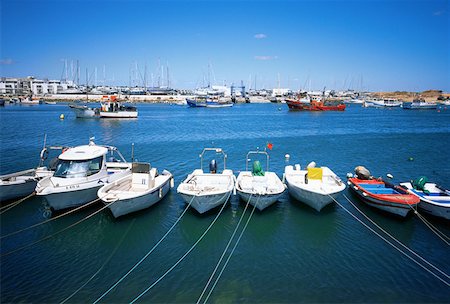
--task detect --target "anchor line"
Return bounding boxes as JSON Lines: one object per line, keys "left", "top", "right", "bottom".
{"left": 196, "top": 193, "right": 253, "bottom": 304}
{"left": 59, "top": 219, "right": 136, "bottom": 304}
{"left": 202, "top": 195, "right": 260, "bottom": 304}
{"left": 341, "top": 193, "right": 450, "bottom": 280}
{"left": 0, "top": 197, "right": 119, "bottom": 257}
{"left": 129, "top": 191, "right": 232, "bottom": 304}
{"left": 332, "top": 194, "right": 450, "bottom": 286}
{"left": 408, "top": 206, "right": 450, "bottom": 245}
{"left": 0, "top": 192, "right": 36, "bottom": 214}
{"left": 93, "top": 194, "right": 198, "bottom": 303}
{"left": 1, "top": 196, "right": 103, "bottom": 239}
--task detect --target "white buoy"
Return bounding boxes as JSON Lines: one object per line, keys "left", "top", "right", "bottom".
{"left": 59, "top": 114, "right": 64, "bottom": 120}
{"left": 285, "top": 154, "right": 290, "bottom": 160}
{"left": 386, "top": 173, "right": 394, "bottom": 179}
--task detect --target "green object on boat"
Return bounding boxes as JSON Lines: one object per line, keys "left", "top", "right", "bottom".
{"left": 412, "top": 176, "right": 429, "bottom": 194}
{"left": 252, "top": 160, "right": 265, "bottom": 176}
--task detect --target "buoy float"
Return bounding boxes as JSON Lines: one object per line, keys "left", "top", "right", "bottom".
{"left": 285, "top": 154, "right": 290, "bottom": 160}
{"left": 408, "top": 157, "right": 414, "bottom": 161}
{"left": 60, "top": 114, "right": 65, "bottom": 120}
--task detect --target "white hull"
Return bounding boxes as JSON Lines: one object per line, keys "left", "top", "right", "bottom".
{"left": 100, "top": 111, "right": 137, "bottom": 118}
{"left": 400, "top": 182, "right": 450, "bottom": 220}
{"left": 177, "top": 169, "right": 235, "bottom": 214}
{"left": 99, "top": 171, "right": 173, "bottom": 218}
{"left": 284, "top": 165, "right": 346, "bottom": 212}
{"left": 41, "top": 185, "right": 102, "bottom": 210}
{"left": 0, "top": 177, "right": 37, "bottom": 202}
{"left": 70, "top": 106, "right": 97, "bottom": 118}
{"left": 235, "top": 171, "right": 285, "bottom": 211}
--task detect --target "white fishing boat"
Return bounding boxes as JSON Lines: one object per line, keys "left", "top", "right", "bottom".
{"left": 364, "top": 98, "right": 401, "bottom": 108}
{"left": 400, "top": 177, "right": 450, "bottom": 220}
{"left": 99, "top": 97, "right": 137, "bottom": 118}
{"left": 283, "top": 162, "right": 346, "bottom": 211}
{"left": 97, "top": 163, "right": 174, "bottom": 218}
{"left": 235, "top": 150, "right": 285, "bottom": 211}
{"left": 69, "top": 102, "right": 99, "bottom": 118}
{"left": 0, "top": 146, "right": 66, "bottom": 202}
{"left": 177, "top": 148, "right": 235, "bottom": 214}
{"left": 20, "top": 96, "right": 40, "bottom": 105}
{"left": 35, "top": 138, "right": 132, "bottom": 210}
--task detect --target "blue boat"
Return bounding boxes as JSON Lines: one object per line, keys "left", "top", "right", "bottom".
{"left": 186, "top": 96, "right": 209, "bottom": 107}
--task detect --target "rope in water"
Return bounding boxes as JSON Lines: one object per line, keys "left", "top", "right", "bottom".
{"left": 408, "top": 206, "right": 450, "bottom": 245}
{"left": 59, "top": 219, "right": 136, "bottom": 304}
{"left": 1, "top": 196, "right": 103, "bottom": 239}
{"left": 1, "top": 197, "right": 117, "bottom": 257}
{"left": 333, "top": 194, "right": 449, "bottom": 286}
{"left": 342, "top": 193, "right": 450, "bottom": 280}
{"left": 128, "top": 191, "right": 232, "bottom": 304}
{"left": 0, "top": 192, "right": 36, "bottom": 214}
{"left": 93, "top": 193, "right": 198, "bottom": 304}
{"left": 202, "top": 195, "right": 260, "bottom": 304}
{"left": 196, "top": 194, "right": 253, "bottom": 304}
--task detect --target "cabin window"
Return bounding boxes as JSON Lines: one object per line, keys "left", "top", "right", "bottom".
{"left": 54, "top": 156, "right": 103, "bottom": 178}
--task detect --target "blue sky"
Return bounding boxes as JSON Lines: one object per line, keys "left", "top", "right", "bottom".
{"left": 1, "top": 0, "right": 448, "bottom": 91}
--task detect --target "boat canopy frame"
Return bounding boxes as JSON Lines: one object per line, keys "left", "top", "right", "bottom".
{"left": 199, "top": 148, "right": 227, "bottom": 172}
{"left": 245, "top": 150, "right": 270, "bottom": 172}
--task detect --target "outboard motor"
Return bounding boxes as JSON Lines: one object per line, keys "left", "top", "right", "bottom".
{"left": 209, "top": 159, "right": 217, "bottom": 174}
{"left": 355, "top": 166, "right": 371, "bottom": 180}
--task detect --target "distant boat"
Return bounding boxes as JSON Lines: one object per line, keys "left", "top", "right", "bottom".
{"left": 99, "top": 96, "right": 138, "bottom": 118}
{"left": 206, "top": 99, "right": 233, "bottom": 108}
{"left": 283, "top": 162, "right": 346, "bottom": 211}
{"left": 364, "top": 98, "right": 401, "bottom": 108}
{"left": 186, "top": 96, "right": 209, "bottom": 107}
{"left": 20, "top": 96, "right": 40, "bottom": 105}
{"left": 402, "top": 99, "right": 438, "bottom": 110}
{"left": 45, "top": 101, "right": 57, "bottom": 105}
{"left": 98, "top": 163, "right": 173, "bottom": 218}
{"left": 286, "top": 95, "right": 346, "bottom": 111}
{"left": 400, "top": 177, "right": 450, "bottom": 220}
{"left": 69, "top": 102, "right": 99, "bottom": 118}
{"left": 235, "top": 150, "right": 285, "bottom": 211}
{"left": 177, "top": 148, "right": 235, "bottom": 214}
{"left": 347, "top": 166, "right": 419, "bottom": 217}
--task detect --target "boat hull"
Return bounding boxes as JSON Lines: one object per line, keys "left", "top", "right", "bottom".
{"left": 348, "top": 178, "right": 419, "bottom": 217}
{"left": 41, "top": 185, "right": 102, "bottom": 210}
{"left": 179, "top": 190, "right": 232, "bottom": 214}
{"left": 237, "top": 190, "right": 282, "bottom": 211}
{"left": 0, "top": 178, "right": 37, "bottom": 202}
{"left": 286, "top": 179, "right": 340, "bottom": 211}
{"left": 107, "top": 176, "right": 172, "bottom": 218}
{"left": 99, "top": 111, "right": 137, "bottom": 118}
{"left": 286, "top": 100, "right": 345, "bottom": 111}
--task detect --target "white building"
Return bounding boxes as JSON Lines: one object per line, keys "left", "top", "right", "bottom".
{"left": 0, "top": 76, "right": 76, "bottom": 95}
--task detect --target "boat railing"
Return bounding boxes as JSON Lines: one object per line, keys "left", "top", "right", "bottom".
{"left": 199, "top": 148, "right": 227, "bottom": 172}
{"left": 245, "top": 150, "right": 270, "bottom": 172}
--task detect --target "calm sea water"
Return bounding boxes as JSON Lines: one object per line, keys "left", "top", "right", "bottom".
{"left": 1, "top": 103, "right": 449, "bottom": 303}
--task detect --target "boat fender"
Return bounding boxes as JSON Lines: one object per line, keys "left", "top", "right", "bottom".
{"left": 305, "top": 173, "right": 308, "bottom": 184}
{"left": 159, "top": 188, "right": 163, "bottom": 198}
{"left": 40, "top": 148, "right": 49, "bottom": 161}
{"left": 170, "top": 178, "right": 174, "bottom": 188}
{"left": 209, "top": 159, "right": 217, "bottom": 174}
{"left": 307, "top": 161, "right": 316, "bottom": 169}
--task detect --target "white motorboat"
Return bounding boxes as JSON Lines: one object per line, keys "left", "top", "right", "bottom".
{"left": 20, "top": 96, "right": 40, "bottom": 105}
{"left": 0, "top": 146, "right": 66, "bottom": 202}
{"left": 100, "top": 98, "right": 138, "bottom": 118}
{"left": 283, "top": 162, "right": 346, "bottom": 211}
{"left": 400, "top": 177, "right": 450, "bottom": 220}
{"left": 97, "top": 163, "right": 173, "bottom": 218}
{"left": 235, "top": 150, "right": 285, "bottom": 211}
{"left": 364, "top": 98, "right": 401, "bottom": 108}
{"left": 35, "top": 138, "right": 131, "bottom": 211}
{"left": 177, "top": 148, "right": 235, "bottom": 214}
{"left": 69, "top": 102, "right": 99, "bottom": 118}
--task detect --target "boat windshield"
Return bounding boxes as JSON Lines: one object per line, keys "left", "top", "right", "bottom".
{"left": 54, "top": 156, "right": 103, "bottom": 178}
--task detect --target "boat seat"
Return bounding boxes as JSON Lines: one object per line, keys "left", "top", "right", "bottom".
{"left": 131, "top": 171, "right": 155, "bottom": 190}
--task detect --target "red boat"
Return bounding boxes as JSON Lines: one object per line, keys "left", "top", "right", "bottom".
{"left": 286, "top": 96, "right": 346, "bottom": 111}
{"left": 347, "top": 176, "right": 419, "bottom": 217}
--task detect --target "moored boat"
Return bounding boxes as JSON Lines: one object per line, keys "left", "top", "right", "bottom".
{"left": 186, "top": 96, "right": 210, "bottom": 107}
{"left": 235, "top": 150, "right": 285, "bottom": 211}
{"left": 177, "top": 148, "right": 235, "bottom": 214}
{"left": 98, "top": 163, "right": 173, "bottom": 218}
{"left": 286, "top": 95, "right": 345, "bottom": 111}
{"left": 400, "top": 177, "right": 450, "bottom": 220}
{"left": 283, "top": 162, "right": 346, "bottom": 211}
{"left": 69, "top": 102, "right": 99, "bottom": 118}
{"left": 347, "top": 166, "right": 419, "bottom": 217}
{"left": 402, "top": 99, "right": 438, "bottom": 110}
{"left": 99, "top": 96, "right": 138, "bottom": 118}
{"left": 35, "top": 138, "right": 132, "bottom": 211}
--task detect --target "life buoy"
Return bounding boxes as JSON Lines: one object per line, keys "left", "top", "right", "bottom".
{"left": 40, "top": 148, "right": 49, "bottom": 160}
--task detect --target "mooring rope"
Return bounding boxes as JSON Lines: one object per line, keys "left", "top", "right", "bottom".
{"left": 196, "top": 194, "right": 253, "bottom": 304}
{"left": 408, "top": 206, "right": 450, "bottom": 246}
{"left": 0, "top": 192, "right": 36, "bottom": 214}
{"left": 1, "top": 197, "right": 102, "bottom": 239}
{"left": 202, "top": 195, "right": 260, "bottom": 304}
{"left": 93, "top": 194, "right": 198, "bottom": 303}
{"left": 333, "top": 194, "right": 449, "bottom": 286}
{"left": 0, "top": 197, "right": 118, "bottom": 257}
{"left": 128, "top": 191, "right": 232, "bottom": 304}
{"left": 60, "top": 219, "right": 136, "bottom": 304}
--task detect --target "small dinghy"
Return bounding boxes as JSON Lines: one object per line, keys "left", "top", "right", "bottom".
{"left": 283, "top": 162, "right": 345, "bottom": 211}
{"left": 347, "top": 166, "right": 419, "bottom": 217}
{"left": 177, "top": 148, "right": 235, "bottom": 214}
{"left": 97, "top": 163, "right": 173, "bottom": 218}
{"left": 400, "top": 177, "right": 450, "bottom": 220}
{"left": 235, "top": 150, "right": 285, "bottom": 211}
{"left": 0, "top": 146, "right": 66, "bottom": 202}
